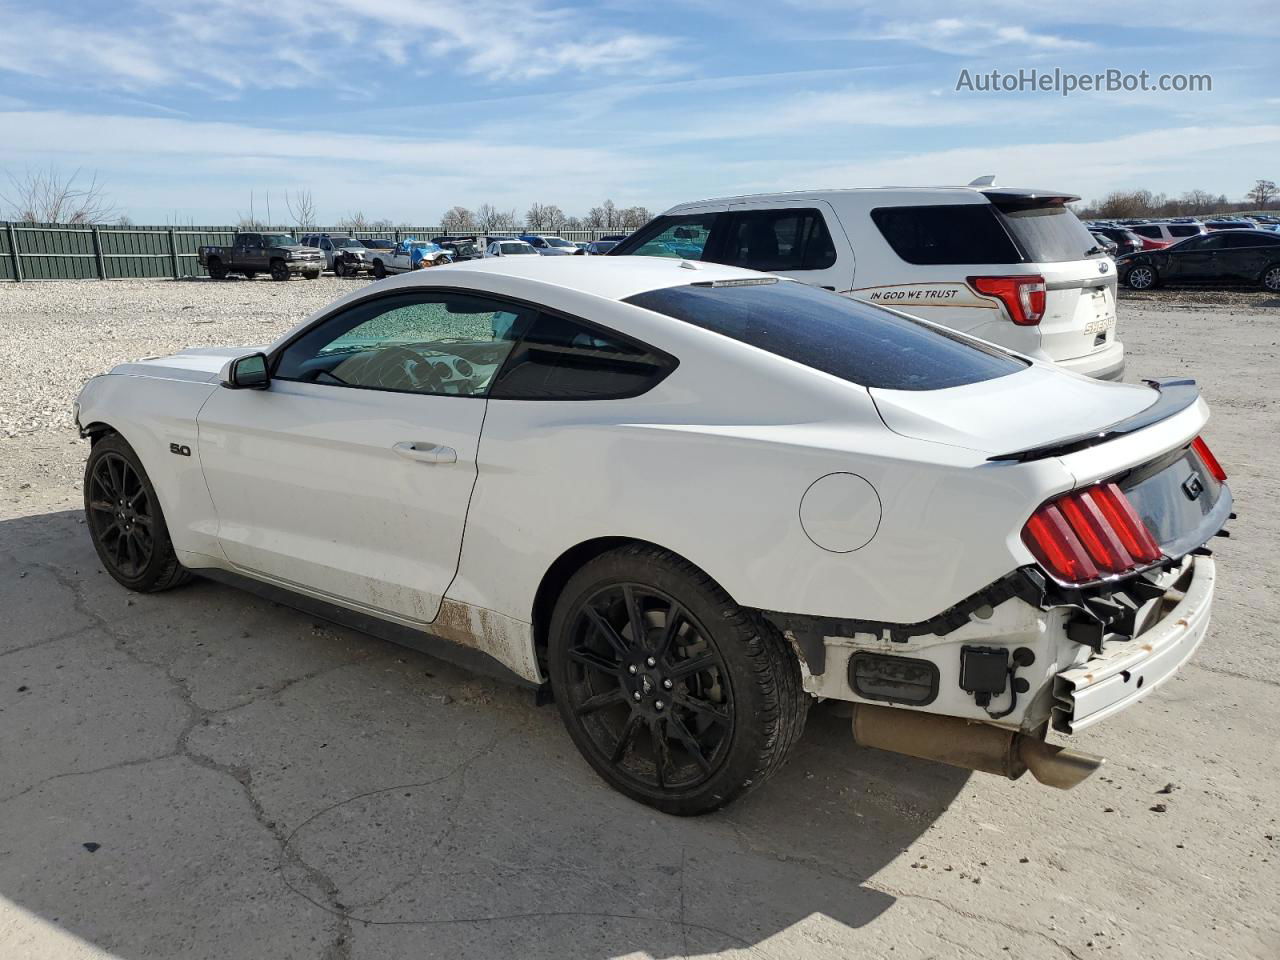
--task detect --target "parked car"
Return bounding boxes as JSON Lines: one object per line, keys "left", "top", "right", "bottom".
{"left": 520, "top": 234, "right": 579, "bottom": 256}
{"left": 369, "top": 239, "right": 451, "bottom": 278}
{"left": 431, "top": 236, "right": 482, "bottom": 261}
{"left": 1090, "top": 226, "right": 1145, "bottom": 257}
{"left": 611, "top": 184, "right": 1125, "bottom": 380}
{"left": 73, "top": 257, "right": 1232, "bottom": 814}
{"left": 1090, "top": 232, "right": 1118, "bottom": 257}
{"left": 198, "top": 232, "right": 322, "bottom": 281}
{"left": 485, "top": 239, "right": 539, "bottom": 257}
{"left": 1203, "top": 219, "right": 1256, "bottom": 232}
{"left": 583, "top": 239, "right": 620, "bottom": 256}
{"left": 300, "top": 234, "right": 372, "bottom": 276}
{"left": 1126, "top": 222, "right": 1206, "bottom": 250}
{"left": 1118, "top": 230, "right": 1280, "bottom": 291}
{"left": 599, "top": 234, "right": 629, "bottom": 242}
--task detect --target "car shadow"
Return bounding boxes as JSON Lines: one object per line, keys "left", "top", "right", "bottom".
{"left": 0, "top": 508, "right": 969, "bottom": 960}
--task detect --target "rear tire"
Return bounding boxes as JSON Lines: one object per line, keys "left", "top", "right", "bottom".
{"left": 547, "top": 544, "right": 808, "bottom": 816}
{"left": 1126, "top": 264, "right": 1157, "bottom": 290}
{"left": 373, "top": 260, "right": 387, "bottom": 279}
{"left": 207, "top": 258, "right": 227, "bottom": 280}
{"left": 1262, "top": 264, "right": 1280, "bottom": 293}
{"left": 84, "top": 434, "right": 191, "bottom": 593}
{"left": 270, "top": 259, "right": 289, "bottom": 281}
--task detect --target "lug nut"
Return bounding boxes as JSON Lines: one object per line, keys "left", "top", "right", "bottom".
{"left": 662, "top": 678, "right": 673, "bottom": 690}
{"left": 627, "top": 664, "right": 638, "bottom": 675}
{"left": 633, "top": 691, "right": 642, "bottom": 702}
{"left": 654, "top": 700, "right": 665, "bottom": 711}
{"left": 645, "top": 657, "right": 656, "bottom": 667}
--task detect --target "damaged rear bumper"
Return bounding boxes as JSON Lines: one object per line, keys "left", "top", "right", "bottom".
{"left": 1053, "top": 555, "right": 1213, "bottom": 733}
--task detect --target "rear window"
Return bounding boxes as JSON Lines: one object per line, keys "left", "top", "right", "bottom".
{"left": 870, "top": 204, "right": 1022, "bottom": 265}
{"left": 713, "top": 208, "right": 837, "bottom": 272}
{"left": 992, "top": 201, "right": 1099, "bottom": 262}
{"left": 1132, "top": 225, "right": 1162, "bottom": 239}
{"left": 1168, "top": 225, "right": 1202, "bottom": 237}
{"left": 624, "top": 279, "right": 1026, "bottom": 391}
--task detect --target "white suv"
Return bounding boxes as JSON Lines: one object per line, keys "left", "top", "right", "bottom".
{"left": 611, "top": 186, "right": 1124, "bottom": 380}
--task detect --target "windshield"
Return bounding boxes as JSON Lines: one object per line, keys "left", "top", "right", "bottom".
{"left": 261, "top": 234, "right": 296, "bottom": 247}
{"left": 544, "top": 237, "right": 575, "bottom": 247}
{"left": 625, "top": 279, "right": 1026, "bottom": 391}
{"left": 591, "top": 241, "right": 619, "bottom": 253}
{"left": 334, "top": 237, "right": 363, "bottom": 249}
{"left": 992, "top": 201, "right": 1102, "bottom": 261}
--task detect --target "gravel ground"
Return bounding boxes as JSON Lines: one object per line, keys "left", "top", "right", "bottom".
{"left": 0, "top": 278, "right": 1277, "bottom": 960}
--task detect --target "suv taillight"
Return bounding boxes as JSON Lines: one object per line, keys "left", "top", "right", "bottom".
{"left": 1022, "top": 482, "right": 1162, "bottom": 584}
{"left": 967, "top": 275, "right": 1047, "bottom": 326}
{"left": 1191, "top": 436, "right": 1227, "bottom": 483}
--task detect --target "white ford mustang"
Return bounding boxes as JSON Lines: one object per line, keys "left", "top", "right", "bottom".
{"left": 74, "top": 257, "right": 1232, "bottom": 814}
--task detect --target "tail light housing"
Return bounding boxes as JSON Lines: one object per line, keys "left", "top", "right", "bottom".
{"left": 1022, "top": 482, "right": 1163, "bottom": 584}
{"left": 1191, "top": 436, "right": 1227, "bottom": 483}
{"left": 967, "top": 275, "right": 1047, "bottom": 326}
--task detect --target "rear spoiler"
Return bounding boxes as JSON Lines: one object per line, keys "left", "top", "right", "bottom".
{"left": 988, "top": 378, "right": 1199, "bottom": 463}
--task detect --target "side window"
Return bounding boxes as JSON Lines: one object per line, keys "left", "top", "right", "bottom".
{"left": 274, "top": 292, "right": 535, "bottom": 397}
{"left": 240, "top": 234, "right": 260, "bottom": 248}
{"left": 1222, "top": 233, "right": 1271, "bottom": 248}
{"left": 1184, "top": 235, "right": 1226, "bottom": 251}
{"left": 1132, "top": 226, "right": 1162, "bottom": 239}
{"left": 870, "top": 205, "right": 1022, "bottom": 265}
{"left": 712, "top": 208, "right": 837, "bottom": 272}
{"left": 1169, "top": 225, "right": 1201, "bottom": 238}
{"left": 612, "top": 213, "right": 722, "bottom": 260}
{"left": 490, "top": 312, "right": 675, "bottom": 400}
{"left": 321, "top": 239, "right": 332, "bottom": 251}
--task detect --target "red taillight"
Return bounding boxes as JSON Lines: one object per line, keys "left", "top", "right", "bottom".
{"left": 1022, "top": 482, "right": 1163, "bottom": 584}
{"left": 967, "top": 275, "right": 1047, "bottom": 326}
{"left": 1191, "top": 436, "right": 1227, "bottom": 483}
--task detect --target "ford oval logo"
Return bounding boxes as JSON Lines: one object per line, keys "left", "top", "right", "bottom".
{"left": 1098, "top": 261, "right": 1110, "bottom": 274}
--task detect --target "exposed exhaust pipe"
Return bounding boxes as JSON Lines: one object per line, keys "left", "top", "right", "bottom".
{"left": 851, "top": 704, "right": 1103, "bottom": 789}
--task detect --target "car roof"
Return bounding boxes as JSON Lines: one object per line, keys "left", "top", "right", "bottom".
{"left": 665, "top": 184, "right": 1078, "bottom": 211}
{"left": 374, "top": 254, "right": 765, "bottom": 302}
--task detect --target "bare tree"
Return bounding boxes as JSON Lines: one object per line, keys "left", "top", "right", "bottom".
{"left": 1247, "top": 179, "right": 1277, "bottom": 209}
{"left": 2, "top": 165, "right": 119, "bottom": 224}
{"left": 562, "top": 215, "right": 584, "bottom": 231}
{"left": 286, "top": 189, "right": 317, "bottom": 230}
{"left": 476, "top": 203, "right": 518, "bottom": 233}
{"left": 236, "top": 214, "right": 267, "bottom": 229}
{"left": 586, "top": 199, "right": 619, "bottom": 230}
{"left": 339, "top": 211, "right": 372, "bottom": 231}
{"left": 525, "top": 203, "right": 566, "bottom": 231}
{"left": 441, "top": 206, "right": 476, "bottom": 232}
{"left": 619, "top": 205, "right": 652, "bottom": 229}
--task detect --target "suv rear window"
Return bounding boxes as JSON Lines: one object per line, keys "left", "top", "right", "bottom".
{"left": 990, "top": 199, "right": 1100, "bottom": 262}
{"left": 624, "top": 279, "right": 1025, "bottom": 391}
{"left": 870, "top": 205, "right": 1021, "bottom": 265}
{"left": 1168, "top": 225, "right": 1202, "bottom": 237}
{"left": 715, "top": 208, "right": 837, "bottom": 271}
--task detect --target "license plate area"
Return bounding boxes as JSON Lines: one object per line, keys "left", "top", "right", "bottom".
{"left": 1120, "top": 449, "right": 1226, "bottom": 557}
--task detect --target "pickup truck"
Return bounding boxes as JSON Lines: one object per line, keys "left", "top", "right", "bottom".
{"left": 198, "top": 232, "right": 323, "bottom": 281}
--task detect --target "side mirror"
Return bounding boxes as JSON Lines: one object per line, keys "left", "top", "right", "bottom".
{"left": 221, "top": 352, "right": 270, "bottom": 390}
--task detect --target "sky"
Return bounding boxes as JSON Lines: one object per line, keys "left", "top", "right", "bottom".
{"left": 0, "top": 0, "right": 1276, "bottom": 224}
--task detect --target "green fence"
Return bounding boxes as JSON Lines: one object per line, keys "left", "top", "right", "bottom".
{"left": 0, "top": 223, "right": 631, "bottom": 280}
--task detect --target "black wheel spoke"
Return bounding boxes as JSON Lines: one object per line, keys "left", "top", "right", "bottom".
{"left": 621, "top": 584, "right": 647, "bottom": 647}
{"left": 652, "top": 601, "right": 684, "bottom": 662}
{"left": 651, "top": 718, "right": 671, "bottom": 789}
{"left": 674, "top": 692, "right": 730, "bottom": 726}
{"left": 667, "top": 654, "right": 716, "bottom": 680}
{"left": 131, "top": 512, "right": 152, "bottom": 528}
{"left": 88, "top": 499, "right": 115, "bottom": 514}
{"left": 666, "top": 712, "right": 712, "bottom": 773}
{"left": 568, "top": 646, "right": 620, "bottom": 676}
{"left": 610, "top": 713, "right": 642, "bottom": 763}
{"left": 574, "top": 687, "right": 625, "bottom": 716}
{"left": 583, "top": 606, "right": 630, "bottom": 660}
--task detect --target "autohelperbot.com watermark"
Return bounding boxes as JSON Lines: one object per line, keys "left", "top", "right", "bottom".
{"left": 955, "top": 67, "right": 1212, "bottom": 96}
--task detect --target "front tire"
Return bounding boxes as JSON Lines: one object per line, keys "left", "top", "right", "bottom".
{"left": 334, "top": 260, "right": 346, "bottom": 277}
{"left": 243, "top": 270, "right": 256, "bottom": 280}
{"left": 548, "top": 544, "right": 808, "bottom": 816}
{"left": 84, "top": 434, "right": 191, "bottom": 593}
{"left": 1126, "top": 264, "right": 1157, "bottom": 290}
{"left": 207, "top": 258, "right": 227, "bottom": 280}
{"left": 270, "top": 259, "right": 290, "bottom": 281}
{"left": 1262, "top": 264, "right": 1280, "bottom": 293}
{"left": 373, "top": 260, "right": 387, "bottom": 279}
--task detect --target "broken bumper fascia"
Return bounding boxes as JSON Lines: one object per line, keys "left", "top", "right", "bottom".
{"left": 1052, "top": 555, "right": 1214, "bottom": 734}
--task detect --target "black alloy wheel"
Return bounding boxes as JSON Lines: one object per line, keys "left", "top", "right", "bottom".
{"left": 84, "top": 434, "right": 190, "bottom": 592}
{"left": 270, "top": 260, "right": 290, "bottom": 281}
{"left": 549, "top": 544, "right": 808, "bottom": 815}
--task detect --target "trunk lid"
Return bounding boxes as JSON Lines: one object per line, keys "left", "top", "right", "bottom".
{"left": 869, "top": 364, "right": 1157, "bottom": 456}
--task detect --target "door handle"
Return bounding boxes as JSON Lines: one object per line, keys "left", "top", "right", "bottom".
{"left": 392, "top": 441, "right": 457, "bottom": 464}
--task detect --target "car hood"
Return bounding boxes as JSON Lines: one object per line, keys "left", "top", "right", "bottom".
{"left": 110, "top": 346, "right": 267, "bottom": 383}
{"left": 869, "top": 363, "right": 1157, "bottom": 456}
